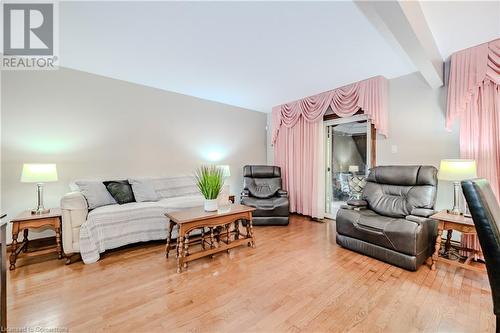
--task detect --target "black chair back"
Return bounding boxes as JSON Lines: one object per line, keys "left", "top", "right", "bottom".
{"left": 461, "top": 179, "right": 500, "bottom": 329}
{"left": 243, "top": 165, "right": 282, "bottom": 199}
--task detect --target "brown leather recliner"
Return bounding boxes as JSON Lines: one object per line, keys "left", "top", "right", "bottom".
{"left": 240, "top": 165, "right": 289, "bottom": 226}
{"left": 336, "top": 165, "right": 438, "bottom": 271}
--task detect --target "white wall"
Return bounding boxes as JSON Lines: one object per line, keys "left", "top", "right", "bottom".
{"left": 267, "top": 71, "right": 460, "bottom": 211}
{"left": 2, "top": 68, "right": 267, "bottom": 241}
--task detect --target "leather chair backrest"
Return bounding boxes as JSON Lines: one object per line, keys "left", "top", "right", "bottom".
{"left": 243, "top": 165, "right": 282, "bottom": 199}
{"left": 462, "top": 179, "right": 500, "bottom": 316}
{"left": 363, "top": 165, "right": 438, "bottom": 218}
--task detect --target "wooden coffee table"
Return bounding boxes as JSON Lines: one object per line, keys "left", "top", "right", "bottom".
{"left": 165, "top": 204, "right": 256, "bottom": 273}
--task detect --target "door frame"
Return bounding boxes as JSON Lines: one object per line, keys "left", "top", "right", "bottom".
{"left": 323, "top": 114, "right": 374, "bottom": 219}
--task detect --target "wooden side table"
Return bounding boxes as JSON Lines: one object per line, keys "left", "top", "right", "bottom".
{"left": 9, "top": 209, "right": 63, "bottom": 270}
{"left": 0, "top": 214, "right": 7, "bottom": 330}
{"left": 430, "top": 210, "right": 483, "bottom": 272}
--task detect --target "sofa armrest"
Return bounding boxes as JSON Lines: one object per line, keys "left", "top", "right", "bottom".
{"left": 277, "top": 189, "right": 288, "bottom": 197}
{"left": 411, "top": 208, "right": 436, "bottom": 218}
{"left": 60, "top": 192, "right": 88, "bottom": 254}
{"left": 241, "top": 189, "right": 250, "bottom": 197}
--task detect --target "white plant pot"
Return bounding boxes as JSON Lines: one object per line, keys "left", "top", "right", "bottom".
{"left": 204, "top": 199, "right": 218, "bottom": 212}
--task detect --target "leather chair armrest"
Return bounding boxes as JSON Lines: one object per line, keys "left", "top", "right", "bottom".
{"left": 346, "top": 199, "right": 368, "bottom": 207}
{"left": 410, "top": 208, "right": 436, "bottom": 218}
{"left": 405, "top": 215, "right": 433, "bottom": 225}
{"left": 241, "top": 189, "right": 250, "bottom": 197}
{"left": 341, "top": 200, "right": 368, "bottom": 211}
{"left": 277, "top": 189, "right": 288, "bottom": 197}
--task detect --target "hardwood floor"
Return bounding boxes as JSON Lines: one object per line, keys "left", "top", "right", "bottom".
{"left": 8, "top": 215, "right": 495, "bottom": 332}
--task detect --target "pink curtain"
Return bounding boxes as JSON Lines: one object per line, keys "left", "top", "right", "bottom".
{"left": 446, "top": 38, "right": 500, "bottom": 258}
{"left": 272, "top": 76, "right": 388, "bottom": 217}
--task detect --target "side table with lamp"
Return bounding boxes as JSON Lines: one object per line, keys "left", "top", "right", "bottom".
{"left": 430, "top": 159, "right": 481, "bottom": 271}
{"left": 10, "top": 164, "right": 62, "bottom": 270}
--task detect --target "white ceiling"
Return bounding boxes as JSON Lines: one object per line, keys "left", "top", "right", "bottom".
{"left": 420, "top": 1, "right": 500, "bottom": 60}
{"left": 59, "top": 1, "right": 499, "bottom": 113}
{"left": 59, "top": 1, "right": 415, "bottom": 112}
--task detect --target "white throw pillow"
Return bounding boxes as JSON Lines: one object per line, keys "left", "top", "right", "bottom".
{"left": 75, "top": 180, "right": 117, "bottom": 209}
{"left": 128, "top": 178, "right": 159, "bottom": 202}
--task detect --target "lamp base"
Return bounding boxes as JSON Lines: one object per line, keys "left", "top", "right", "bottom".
{"left": 446, "top": 208, "right": 462, "bottom": 216}
{"left": 447, "top": 181, "right": 463, "bottom": 215}
{"left": 31, "top": 208, "right": 50, "bottom": 215}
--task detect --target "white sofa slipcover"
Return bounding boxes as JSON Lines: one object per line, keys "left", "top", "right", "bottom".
{"left": 61, "top": 176, "right": 204, "bottom": 264}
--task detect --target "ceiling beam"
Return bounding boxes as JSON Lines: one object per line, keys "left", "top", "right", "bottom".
{"left": 355, "top": 0, "right": 444, "bottom": 88}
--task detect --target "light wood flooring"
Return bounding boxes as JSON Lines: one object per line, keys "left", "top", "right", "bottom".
{"left": 8, "top": 215, "right": 496, "bottom": 332}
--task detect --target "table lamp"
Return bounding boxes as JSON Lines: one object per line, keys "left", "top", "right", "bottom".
{"left": 21, "top": 163, "right": 58, "bottom": 214}
{"left": 348, "top": 165, "right": 359, "bottom": 174}
{"left": 217, "top": 165, "right": 231, "bottom": 207}
{"left": 438, "top": 159, "right": 477, "bottom": 215}
{"left": 218, "top": 165, "right": 231, "bottom": 179}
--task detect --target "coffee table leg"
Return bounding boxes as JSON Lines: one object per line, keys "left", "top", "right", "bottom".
{"left": 55, "top": 222, "right": 63, "bottom": 259}
{"left": 177, "top": 235, "right": 184, "bottom": 273}
{"left": 23, "top": 229, "right": 29, "bottom": 253}
{"left": 183, "top": 233, "right": 189, "bottom": 269}
{"left": 445, "top": 229, "right": 453, "bottom": 257}
{"left": 201, "top": 228, "right": 206, "bottom": 250}
{"left": 246, "top": 218, "right": 256, "bottom": 248}
{"left": 165, "top": 221, "right": 174, "bottom": 258}
{"left": 10, "top": 223, "right": 20, "bottom": 270}
{"left": 210, "top": 228, "right": 218, "bottom": 248}
{"left": 234, "top": 220, "right": 240, "bottom": 240}
{"left": 431, "top": 223, "right": 443, "bottom": 271}
{"left": 175, "top": 234, "right": 180, "bottom": 259}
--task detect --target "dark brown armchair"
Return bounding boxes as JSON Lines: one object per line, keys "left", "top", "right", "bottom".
{"left": 240, "top": 165, "right": 289, "bottom": 226}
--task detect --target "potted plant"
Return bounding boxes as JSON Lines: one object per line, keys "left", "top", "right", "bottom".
{"left": 194, "top": 165, "right": 224, "bottom": 211}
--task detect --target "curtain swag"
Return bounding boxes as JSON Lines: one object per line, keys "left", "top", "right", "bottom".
{"left": 272, "top": 75, "right": 389, "bottom": 145}
{"left": 446, "top": 38, "right": 500, "bottom": 130}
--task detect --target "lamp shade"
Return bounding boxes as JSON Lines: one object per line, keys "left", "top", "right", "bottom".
{"left": 348, "top": 165, "right": 359, "bottom": 173}
{"left": 218, "top": 165, "right": 231, "bottom": 178}
{"left": 438, "top": 159, "right": 477, "bottom": 181}
{"left": 21, "top": 164, "right": 58, "bottom": 183}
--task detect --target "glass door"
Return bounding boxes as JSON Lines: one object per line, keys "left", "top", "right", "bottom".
{"left": 324, "top": 115, "right": 372, "bottom": 219}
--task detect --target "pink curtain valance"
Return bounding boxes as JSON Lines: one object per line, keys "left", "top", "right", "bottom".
{"left": 272, "top": 75, "right": 388, "bottom": 144}
{"left": 446, "top": 38, "right": 500, "bottom": 129}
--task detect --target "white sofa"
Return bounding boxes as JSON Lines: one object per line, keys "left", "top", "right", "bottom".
{"left": 61, "top": 176, "right": 204, "bottom": 264}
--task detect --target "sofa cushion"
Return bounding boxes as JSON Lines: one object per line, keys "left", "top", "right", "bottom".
{"left": 103, "top": 180, "right": 136, "bottom": 204}
{"left": 241, "top": 196, "right": 289, "bottom": 217}
{"left": 336, "top": 208, "right": 432, "bottom": 256}
{"left": 128, "top": 178, "right": 159, "bottom": 202}
{"left": 75, "top": 180, "right": 117, "bottom": 209}
{"left": 151, "top": 177, "right": 199, "bottom": 199}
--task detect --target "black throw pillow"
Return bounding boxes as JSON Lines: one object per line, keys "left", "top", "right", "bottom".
{"left": 103, "top": 180, "right": 136, "bottom": 205}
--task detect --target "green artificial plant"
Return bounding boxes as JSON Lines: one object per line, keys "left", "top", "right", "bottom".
{"left": 194, "top": 165, "right": 224, "bottom": 200}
